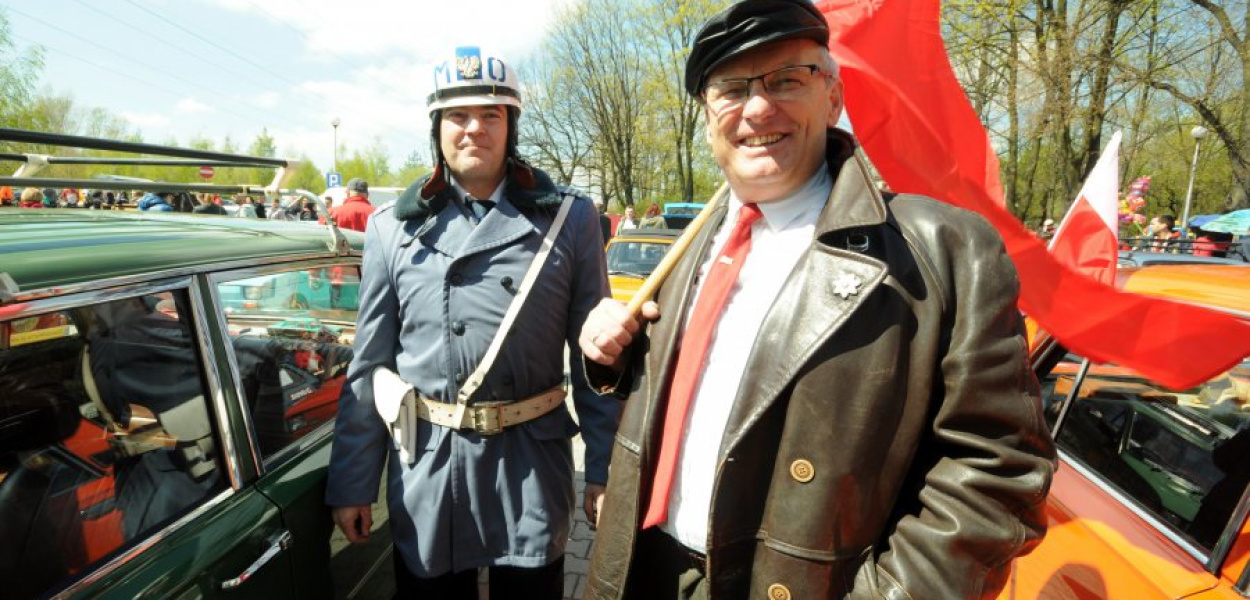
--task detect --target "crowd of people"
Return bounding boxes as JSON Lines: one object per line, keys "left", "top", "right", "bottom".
{"left": 0, "top": 182, "right": 375, "bottom": 230}
{"left": 1030, "top": 210, "right": 1247, "bottom": 260}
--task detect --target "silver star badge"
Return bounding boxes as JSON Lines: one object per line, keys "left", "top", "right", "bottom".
{"left": 833, "top": 272, "right": 863, "bottom": 299}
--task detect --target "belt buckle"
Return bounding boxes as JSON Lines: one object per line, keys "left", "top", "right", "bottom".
{"left": 470, "top": 405, "right": 504, "bottom": 435}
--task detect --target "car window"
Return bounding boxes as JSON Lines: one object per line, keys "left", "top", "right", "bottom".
{"left": 1048, "top": 356, "right": 1250, "bottom": 553}
{"left": 216, "top": 265, "right": 360, "bottom": 462}
{"left": 607, "top": 240, "right": 670, "bottom": 276}
{"left": 0, "top": 290, "right": 226, "bottom": 599}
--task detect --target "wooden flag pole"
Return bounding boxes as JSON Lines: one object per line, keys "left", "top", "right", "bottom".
{"left": 624, "top": 184, "right": 728, "bottom": 316}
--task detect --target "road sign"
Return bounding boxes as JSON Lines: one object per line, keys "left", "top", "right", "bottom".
{"left": 199, "top": 166, "right": 215, "bottom": 179}
{"left": 327, "top": 172, "right": 342, "bottom": 188}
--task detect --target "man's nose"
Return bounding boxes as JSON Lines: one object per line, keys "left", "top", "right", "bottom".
{"left": 741, "top": 80, "right": 778, "bottom": 120}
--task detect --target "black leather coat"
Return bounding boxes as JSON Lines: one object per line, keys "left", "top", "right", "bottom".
{"left": 586, "top": 131, "right": 1055, "bottom": 600}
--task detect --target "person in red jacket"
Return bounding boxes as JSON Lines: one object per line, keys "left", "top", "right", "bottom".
{"left": 329, "top": 178, "right": 375, "bottom": 232}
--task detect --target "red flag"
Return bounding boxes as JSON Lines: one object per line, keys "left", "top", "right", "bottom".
{"left": 817, "top": 0, "right": 1250, "bottom": 390}
{"left": 1048, "top": 131, "right": 1122, "bottom": 286}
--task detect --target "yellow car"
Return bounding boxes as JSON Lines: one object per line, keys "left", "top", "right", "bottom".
{"left": 605, "top": 229, "right": 679, "bottom": 303}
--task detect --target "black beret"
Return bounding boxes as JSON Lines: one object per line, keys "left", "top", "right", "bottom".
{"left": 685, "top": 0, "right": 830, "bottom": 97}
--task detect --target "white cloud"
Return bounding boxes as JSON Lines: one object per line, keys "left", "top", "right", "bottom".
{"left": 34, "top": 0, "right": 579, "bottom": 178}
{"left": 252, "top": 91, "right": 281, "bottom": 109}
{"left": 176, "top": 98, "right": 215, "bottom": 114}
{"left": 197, "top": 0, "right": 574, "bottom": 60}
{"left": 180, "top": 0, "right": 575, "bottom": 173}
{"left": 120, "top": 112, "right": 171, "bottom": 128}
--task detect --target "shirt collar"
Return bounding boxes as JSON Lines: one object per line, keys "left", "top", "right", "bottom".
{"left": 728, "top": 168, "right": 831, "bottom": 232}
{"left": 450, "top": 177, "right": 507, "bottom": 204}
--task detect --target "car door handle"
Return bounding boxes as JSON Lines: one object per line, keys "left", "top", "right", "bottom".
{"left": 220, "top": 530, "right": 292, "bottom": 591}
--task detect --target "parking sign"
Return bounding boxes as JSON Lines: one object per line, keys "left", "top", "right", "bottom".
{"left": 326, "top": 172, "right": 342, "bottom": 188}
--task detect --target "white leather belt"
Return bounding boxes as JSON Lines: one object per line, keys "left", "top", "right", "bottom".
{"left": 419, "top": 386, "right": 566, "bottom": 435}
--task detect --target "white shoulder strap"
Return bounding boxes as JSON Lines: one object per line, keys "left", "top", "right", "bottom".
{"left": 455, "top": 194, "right": 576, "bottom": 408}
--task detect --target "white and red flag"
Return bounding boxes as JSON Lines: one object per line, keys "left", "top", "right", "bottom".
{"left": 1048, "top": 131, "right": 1122, "bottom": 285}
{"left": 819, "top": 0, "right": 1250, "bottom": 390}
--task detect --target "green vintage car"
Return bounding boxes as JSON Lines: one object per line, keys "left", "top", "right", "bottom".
{"left": 0, "top": 130, "right": 392, "bottom": 600}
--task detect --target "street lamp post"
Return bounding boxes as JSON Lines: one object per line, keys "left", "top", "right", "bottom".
{"left": 331, "top": 118, "right": 341, "bottom": 174}
{"left": 1180, "top": 125, "right": 1208, "bottom": 238}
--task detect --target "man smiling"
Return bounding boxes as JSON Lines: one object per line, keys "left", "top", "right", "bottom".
{"left": 578, "top": 1, "right": 1054, "bottom": 598}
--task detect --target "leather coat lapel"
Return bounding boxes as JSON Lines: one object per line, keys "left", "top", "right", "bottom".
{"left": 719, "top": 149, "right": 891, "bottom": 456}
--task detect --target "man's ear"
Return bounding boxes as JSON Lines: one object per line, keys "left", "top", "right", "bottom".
{"left": 827, "top": 79, "right": 845, "bottom": 125}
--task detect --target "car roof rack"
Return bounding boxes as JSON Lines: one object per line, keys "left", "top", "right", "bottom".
{"left": 0, "top": 128, "right": 349, "bottom": 255}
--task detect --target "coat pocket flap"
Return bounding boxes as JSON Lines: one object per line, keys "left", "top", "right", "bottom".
{"left": 372, "top": 366, "right": 413, "bottom": 423}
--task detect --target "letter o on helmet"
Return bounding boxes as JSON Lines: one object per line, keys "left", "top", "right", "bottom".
{"left": 427, "top": 46, "right": 522, "bottom": 116}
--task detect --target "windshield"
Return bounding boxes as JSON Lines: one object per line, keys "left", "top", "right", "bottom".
{"left": 606, "top": 240, "right": 670, "bottom": 277}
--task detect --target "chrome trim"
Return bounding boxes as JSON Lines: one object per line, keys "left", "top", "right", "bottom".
{"left": 7, "top": 252, "right": 345, "bottom": 305}
{"left": 1048, "top": 358, "right": 1090, "bottom": 435}
{"left": 51, "top": 485, "right": 237, "bottom": 599}
{"left": 192, "top": 275, "right": 247, "bottom": 491}
{"left": 204, "top": 277, "right": 267, "bottom": 480}
{"left": 219, "top": 530, "right": 292, "bottom": 590}
{"left": 0, "top": 277, "right": 193, "bottom": 321}
{"left": 1057, "top": 448, "right": 1212, "bottom": 565}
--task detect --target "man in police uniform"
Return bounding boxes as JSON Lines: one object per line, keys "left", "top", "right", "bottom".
{"left": 326, "top": 46, "right": 615, "bottom": 599}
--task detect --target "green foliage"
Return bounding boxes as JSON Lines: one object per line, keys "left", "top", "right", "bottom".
{"left": 286, "top": 157, "right": 327, "bottom": 194}
{"left": 249, "top": 129, "right": 277, "bottom": 158}
{"left": 0, "top": 10, "right": 44, "bottom": 142}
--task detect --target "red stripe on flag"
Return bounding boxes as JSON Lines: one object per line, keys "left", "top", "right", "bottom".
{"left": 1048, "top": 196, "right": 1119, "bottom": 286}
{"left": 818, "top": 0, "right": 1250, "bottom": 390}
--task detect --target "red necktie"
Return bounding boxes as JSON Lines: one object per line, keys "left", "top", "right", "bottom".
{"left": 642, "top": 203, "right": 763, "bottom": 529}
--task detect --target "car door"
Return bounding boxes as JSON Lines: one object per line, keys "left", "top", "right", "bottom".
{"left": 209, "top": 261, "right": 393, "bottom": 600}
{"left": 0, "top": 281, "right": 296, "bottom": 600}
{"left": 999, "top": 347, "right": 1250, "bottom": 599}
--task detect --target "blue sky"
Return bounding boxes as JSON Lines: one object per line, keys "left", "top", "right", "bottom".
{"left": 6, "top": 0, "right": 568, "bottom": 172}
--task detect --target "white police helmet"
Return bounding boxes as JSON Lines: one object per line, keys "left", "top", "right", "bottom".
{"left": 427, "top": 46, "right": 522, "bottom": 116}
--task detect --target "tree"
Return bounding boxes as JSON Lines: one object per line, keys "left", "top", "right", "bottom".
{"left": 249, "top": 128, "right": 277, "bottom": 158}
{"left": 1127, "top": 0, "right": 1249, "bottom": 209}
{"left": 285, "top": 156, "right": 327, "bottom": 194}
{"left": 518, "top": 56, "right": 595, "bottom": 188}
{"left": 546, "top": 0, "right": 651, "bottom": 207}
{"left": 0, "top": 9, "right": 44, "bottom": 141}
{"left": 392, "top": 149, "right": 430, "bottom": 188}
{"left": 642, "top": 0, "right": 725, "bottom": 204}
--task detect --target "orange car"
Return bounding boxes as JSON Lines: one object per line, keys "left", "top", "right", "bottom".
{"left": 1002, "top": 264, "right": 1250, "bottom": 599}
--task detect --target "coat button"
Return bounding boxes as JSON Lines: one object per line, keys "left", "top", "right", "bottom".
{"left": 767, "top": 583, "right": 791, "bottom": 600}
{"left": 789, "top": 459, "right": 814, "bottom": 483}
{"left": 449, "top": 272, "right": 463, "bottom": 286}
{"left": 451, "top": 321, "right": 466, "bottom": 336}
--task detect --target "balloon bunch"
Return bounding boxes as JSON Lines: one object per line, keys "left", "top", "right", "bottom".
{"left": 1119, "top": 175, "right": 1151, "bottom": 236}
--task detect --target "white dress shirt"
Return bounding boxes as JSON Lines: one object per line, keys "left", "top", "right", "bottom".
{"left": 661, "top": 168, "right": 832, "bottom": 552}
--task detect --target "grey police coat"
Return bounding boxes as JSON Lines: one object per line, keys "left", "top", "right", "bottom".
{"left": 326, "top": 164, "right": 616, "bottom": 576}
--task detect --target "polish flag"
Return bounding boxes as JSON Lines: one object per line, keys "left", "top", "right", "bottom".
{"left": 1047, "top": 131, "right": 1122, "bottom": 286}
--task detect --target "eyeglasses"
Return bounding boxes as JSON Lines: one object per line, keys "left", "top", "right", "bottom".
{"left": 702, "top": 64, "right": 826, "bottom": 112}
